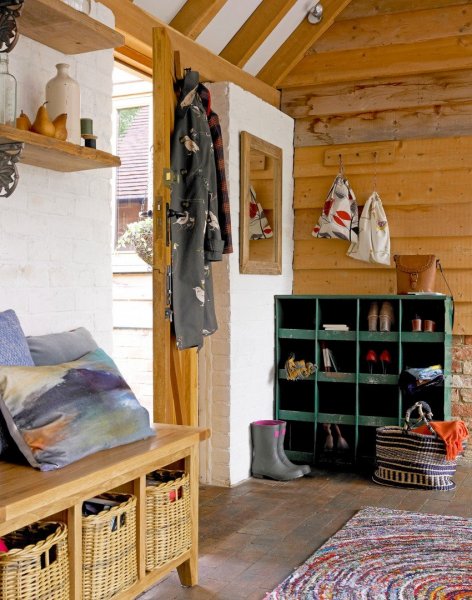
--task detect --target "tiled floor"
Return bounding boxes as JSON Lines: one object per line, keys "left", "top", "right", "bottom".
{"left": 139, "top": 463, "right": 472, "bottom": 600}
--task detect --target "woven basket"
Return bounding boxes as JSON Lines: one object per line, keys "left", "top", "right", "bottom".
{"left": 0, "top": 521, "right": 69, "bottom": 600}
{"left": 145, "top": 471, "right": 191, "bottom": 571}
{"left": 82, "top": 493, "right": 137, "bottom": 600}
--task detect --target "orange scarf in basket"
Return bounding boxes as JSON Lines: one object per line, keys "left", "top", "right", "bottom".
{"left": 413, "top": 420, "right": 469, "bottom": 461}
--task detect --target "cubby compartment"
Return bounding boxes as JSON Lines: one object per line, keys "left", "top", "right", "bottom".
{"left": 400, "top": 298, "right": 446, "bottom": 333}
{"left": 318, "top": 340, "right": 356, "bottom": 374}
{"left": 401, "top": 386, "right": 446, "bottom": 422}
{"left": 275, "top": 297, "right": 316, "bottom": 330}
{"left": 275, "top": 294, "right": 452, "bottom": 467}
{"left": 317, "top": 298, "right": 357, "bottom": 331}
{"left": 278, "top": 379, "right": 314, "bottom": 413}
{"left": 318, "top": 382, "right": 355, "bottom": 416}
{"left": 278, "top": 338, "right": 315, "bottom": 371}
{"left": 316, "top": 422, "right": 355, "bottom": 467}
{"left": 402, "top": 341, "right": 444, "bottom": 369}
{"left": 359, "top": 342, "right": 398, "bottom": 375}
{"left": 284, "top": 420, "right": 314, "bottom": 455}
{"left": 359, "top": 385, "right": 400, "bottom": 420}
{"left": 359, "top": 298, "right": 400, "bottom": 333}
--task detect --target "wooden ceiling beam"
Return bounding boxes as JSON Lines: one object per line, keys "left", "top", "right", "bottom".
{"left": 281, "top": 35, "right": 472, "bottom": 88}
{"left": 170, "top": 0, "right": 228, "bottom": 40}
{"left": 310, "top": 4, "right": 472, "bottom": 54}
{"left": 100, "top": 0, "right": 280, "bottom": 107}
{"left": 339, "top": 0, "right": 471, "bottom": 20}
{"left": 256, "top": 0, "right": 354, "bottom": 88}
{"left": 219, "top": 0, "right": 297, "bottom": 68}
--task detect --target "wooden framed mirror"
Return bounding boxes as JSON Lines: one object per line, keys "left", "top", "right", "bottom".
{"left": 239, "top": 131, "right": 282, "bottom": 275}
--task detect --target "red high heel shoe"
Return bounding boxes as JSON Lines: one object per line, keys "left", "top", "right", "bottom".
{"left": 379, "top": 349, "right": 391, "bottom": 374}
{"left": 366, "top": 349, "right": 377, "bottom": 373}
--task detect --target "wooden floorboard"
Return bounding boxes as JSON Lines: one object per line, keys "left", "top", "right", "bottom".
{"left": 138, "top": 463, "right": 472, "bottom": 599}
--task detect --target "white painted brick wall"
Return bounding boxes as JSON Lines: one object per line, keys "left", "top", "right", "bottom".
{"left": 199, "top": 83, "right": 294, "bottom": 486}
{"left": 1, "top": 3, "right": 115, "bottom": 352}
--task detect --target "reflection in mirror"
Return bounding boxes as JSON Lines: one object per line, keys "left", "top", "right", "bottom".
{"left": 239, "top": 131, "right": 282, "bottom": 274}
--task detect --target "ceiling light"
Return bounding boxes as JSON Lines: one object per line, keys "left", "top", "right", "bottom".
{"left": 307, "top": 2, "right": 323, "bottom": 24}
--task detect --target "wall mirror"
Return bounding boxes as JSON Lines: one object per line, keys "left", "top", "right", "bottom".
{"left": 239, "top": 131, "right": 282, "bottom": 274}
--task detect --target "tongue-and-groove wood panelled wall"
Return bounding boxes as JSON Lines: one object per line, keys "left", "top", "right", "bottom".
{"left": 280, "top": 0, "right": 472, "bottom": 334}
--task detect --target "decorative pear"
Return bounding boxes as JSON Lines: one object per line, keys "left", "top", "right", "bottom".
{"left": 16, "top": 110, "right": 31, "bottom": 131}
{"left": 52, "top": 113, "right": 68, "bottom": 141}
{"left": 31, "top": 102, "right": 55, "bottom": 137}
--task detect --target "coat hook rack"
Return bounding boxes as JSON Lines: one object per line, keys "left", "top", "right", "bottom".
{"left": 0, "top": 0, "right": 24, "bottom": 53}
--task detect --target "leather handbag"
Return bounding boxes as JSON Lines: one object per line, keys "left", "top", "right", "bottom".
{"left": 393, "top": 254, "right": 438, "bottom": 294}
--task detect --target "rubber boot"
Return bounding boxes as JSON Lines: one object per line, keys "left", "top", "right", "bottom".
{"left": 277, "top": 421, "right": 311, "bottom": 475}
{"left": 251, "top": 420, "right": 305, "bottom": 481}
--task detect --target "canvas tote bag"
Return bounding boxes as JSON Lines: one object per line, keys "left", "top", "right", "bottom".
{"left": 312, "top": 173, "right": 359, "bottom": 243}
{"left": 347, "top": 191, "right": 390, "bottom": 265}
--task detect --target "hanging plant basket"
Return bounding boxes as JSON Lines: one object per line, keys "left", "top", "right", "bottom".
{"left": 117, "top": 217, "right": 153, "bottom": 266}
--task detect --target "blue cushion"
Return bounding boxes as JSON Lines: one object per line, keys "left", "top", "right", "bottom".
{"left": 0, "top": 348, "right": 154, "bottom": 470}
{"left": 0, "top": 309, "right": 34, "bottom": 366}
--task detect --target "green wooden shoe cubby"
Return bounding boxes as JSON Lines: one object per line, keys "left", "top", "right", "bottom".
{"left": 274, "top": 295, "right": 453, "bottom": 467}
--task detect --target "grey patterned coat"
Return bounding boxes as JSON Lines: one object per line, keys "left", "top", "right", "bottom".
{"left": 170, "top": 71, "right": 224, "bottom": 350}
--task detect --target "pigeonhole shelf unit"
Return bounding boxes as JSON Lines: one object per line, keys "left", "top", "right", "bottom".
{"left": 274, "top": 295, "right": 453, "bottom": 467}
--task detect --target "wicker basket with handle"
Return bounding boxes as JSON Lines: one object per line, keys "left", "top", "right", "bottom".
{"left": 145, "top": 470, "right": 191, "bottom": 571}
{"left": 82, "top": 492, "right": 137, "bottom": 600}
{"left": 0, "top": 521, "right": 69, "bottom": 600}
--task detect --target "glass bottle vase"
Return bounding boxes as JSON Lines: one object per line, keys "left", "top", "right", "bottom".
{"left": 0, "top": 54, "right": 17, "bottom": 127}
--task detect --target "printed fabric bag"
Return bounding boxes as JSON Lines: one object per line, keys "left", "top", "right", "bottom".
{"left": 347, "top": 191, "right": 390, "bottom": 265}
{"left": 373, "top": 401, "right": 460, "bottom": 491}
{"left": 312, "top": 173, "right": 359, "bottom": 242}
{"left": 249, "top": 185, "right": 273, "bottom": 240}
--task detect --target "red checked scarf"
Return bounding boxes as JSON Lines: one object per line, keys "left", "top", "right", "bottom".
{"left": 198, "top": 84, "right": 233, "bottom": 254}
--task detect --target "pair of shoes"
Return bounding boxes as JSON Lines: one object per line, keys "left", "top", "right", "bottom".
{"left": 366, "top": 349, "right": 391, "bottom": 374}
{"left": 323, "top": 424, "right": 349, "bottom": 451}
{"left": 367, "top": 301, "right": 395, "bottom": 331}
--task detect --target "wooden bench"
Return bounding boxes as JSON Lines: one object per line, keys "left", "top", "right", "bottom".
{"left": 0, "top": 423, "right": 210, "bottom": 600}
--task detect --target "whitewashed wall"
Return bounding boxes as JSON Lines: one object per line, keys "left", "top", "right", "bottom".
{"left": 1, "top": 4, "right": 115, "bottom": 351}
{"left": 199, "top": 83, "right": 294, "bottom": 486}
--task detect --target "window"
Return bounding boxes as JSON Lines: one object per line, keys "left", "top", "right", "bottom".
{"left": 112, "top": 65, "right": 152, "bottom": 272}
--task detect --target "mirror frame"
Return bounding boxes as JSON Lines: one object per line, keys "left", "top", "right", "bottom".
{"left": 239, "top": 131, "right": 282, "bottom": 275}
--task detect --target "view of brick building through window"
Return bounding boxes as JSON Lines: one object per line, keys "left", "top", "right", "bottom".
{"left": 111, "top": 65, "right": 153, "bottom": 416}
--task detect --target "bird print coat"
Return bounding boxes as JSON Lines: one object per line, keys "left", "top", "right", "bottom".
{"left": 170, "top": 70, "right": 224, "bottom": 350}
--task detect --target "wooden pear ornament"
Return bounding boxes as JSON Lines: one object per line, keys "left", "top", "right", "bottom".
{"left": 31, "top": 102, "right": 55, "bottom": 137}
{"left": 16, "top": 110, "right": 32, "bottom": 131}
{"left": 53, "top": 113, "right": 68, "bottom": 141}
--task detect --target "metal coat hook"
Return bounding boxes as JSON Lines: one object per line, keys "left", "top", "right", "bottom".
{"left": 373, "top": 151, "right": 378, "bottom": 192}
{"left": 338, "top": 153, "right": 344, "bottom": 176}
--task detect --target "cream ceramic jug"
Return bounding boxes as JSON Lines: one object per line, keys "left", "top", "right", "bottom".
{"left": 46, "top": 63, "right": 80, "bottom": 144}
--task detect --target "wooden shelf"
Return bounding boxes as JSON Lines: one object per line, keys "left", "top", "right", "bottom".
{"left": 0, "top": 125, "right": 120, "bottom": 172}
{"left": 19, "top": 0, "right": 124, "bottom": 54}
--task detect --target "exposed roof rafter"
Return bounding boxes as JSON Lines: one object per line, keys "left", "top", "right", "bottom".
{"left": 257, "top": 0, "right": 354, "bottom": 88}
{"left": 219, "top": 0, "right": 297, "bottom": 68}
{"left": 170, "top": 0, "right": 228, "bottom": 40}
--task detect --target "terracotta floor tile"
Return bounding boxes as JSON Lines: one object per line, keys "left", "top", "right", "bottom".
{"left": 141, "top": 464, "right": 472, "bottom": 599}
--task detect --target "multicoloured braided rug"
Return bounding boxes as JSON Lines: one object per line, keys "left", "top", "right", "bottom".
{"left": 267, "top": 506, "right": 472, "bottom": 599}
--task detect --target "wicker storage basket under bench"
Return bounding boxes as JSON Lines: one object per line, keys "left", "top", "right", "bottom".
{"left": 82, "top": 492, "right": 137, "bottom": 600}
{"left": 145, "top": 470, "right": 192, "bottom": 571}
{"left": 0, "top": 521, "right": 69, "bottom": 600}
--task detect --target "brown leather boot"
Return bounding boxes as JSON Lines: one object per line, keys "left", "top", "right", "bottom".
{"left": 379, "top": 301, "right": 395, "bottom": 332}
{"left": 367, "top": 301, "right": 379, "bottom": 331}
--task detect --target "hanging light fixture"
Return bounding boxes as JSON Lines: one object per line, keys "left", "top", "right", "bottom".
{"left": 307, "top": 2, "right": 323, "bottom": 24}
